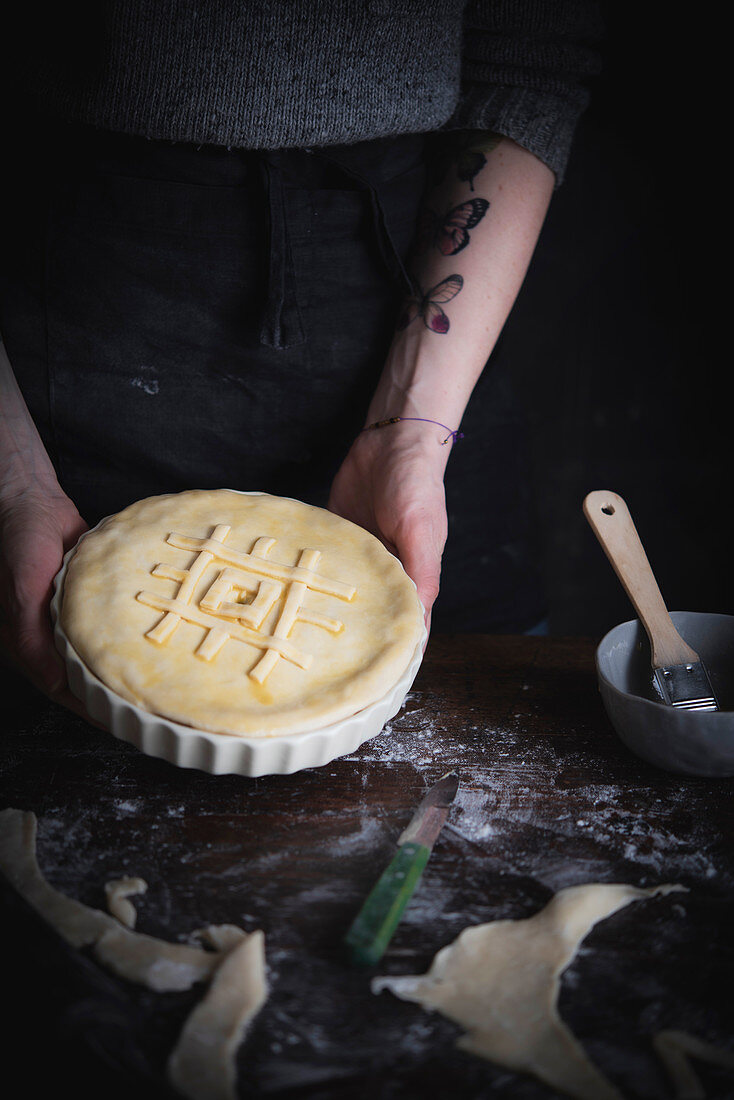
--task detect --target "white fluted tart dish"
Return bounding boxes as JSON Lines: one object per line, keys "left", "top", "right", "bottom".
{"left": 51, "top": 489, "right": 426, "bottom": 776}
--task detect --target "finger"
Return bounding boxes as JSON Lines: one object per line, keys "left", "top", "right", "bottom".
{"left": 2, "top": 571, "right": 66, "bottom": 695}
{"left": 395, "top": 531, "right": 443, "bottom": 622}
{"left": 9, "top": 619, "right": 66, "bottom": 697}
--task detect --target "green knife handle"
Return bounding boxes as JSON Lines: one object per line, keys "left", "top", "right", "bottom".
{"left": 344, "top": 842, "right": 431, "bottom": 968}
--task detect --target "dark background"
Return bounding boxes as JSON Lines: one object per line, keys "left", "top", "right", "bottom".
{"left": 2, "top": 10, "right": 732, "bottom": 1100}
{"left": 0, "top": 4, "right": 727, "bottom": 644}
{"left": 500, "top": 6, "right": 730, "bottom": 638}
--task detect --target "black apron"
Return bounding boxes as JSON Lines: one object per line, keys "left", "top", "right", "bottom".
{"left": 0, "top": 120, "right": 546, "bottom": 632}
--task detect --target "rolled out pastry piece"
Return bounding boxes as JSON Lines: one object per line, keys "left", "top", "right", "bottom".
{"left": 0, "top": 807, "right": 119, "bottom": 948}
{"left": 105, "top": 876, "right": 148, "bottom": 928}
{"left": 167, "top": 930, "right": 268, "bottom": 1100}
{"left": 0, "top": 809, "right": 229, "bottom": 991}
{"left": 374, "top": 882, "right": 686, "bottom": 1100}
{"left": 1, "top": 807, "right": 268, "bottom": 1098}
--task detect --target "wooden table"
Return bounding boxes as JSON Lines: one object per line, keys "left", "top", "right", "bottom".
{"left": 2, "top": 635, "right": 732, "bottom": 1099}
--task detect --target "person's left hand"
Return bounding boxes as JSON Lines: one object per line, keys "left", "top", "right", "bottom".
{"left": 328, "top": 421, "right": 450, "bottom": 633}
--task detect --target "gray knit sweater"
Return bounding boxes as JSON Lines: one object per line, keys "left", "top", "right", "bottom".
{"left": 21, "top": 0, "right": 602, "bottom": 181}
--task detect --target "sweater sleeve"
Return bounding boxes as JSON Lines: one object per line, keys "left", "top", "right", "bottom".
{"left": 447, "top": 0, "right": 604, "bottom": 183}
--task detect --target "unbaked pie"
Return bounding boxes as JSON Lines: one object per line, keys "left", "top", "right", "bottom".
{"left": 55, "top": 490, "right": 425, "bottom": 747}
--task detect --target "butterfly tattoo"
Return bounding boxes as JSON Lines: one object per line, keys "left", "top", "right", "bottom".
{"left": 397, "top": 274, "right": 463, "bottom": 334}
{"left": 428, "top": 132, "right": 501, "bottom": 190}
{"left": 456, "top": 134, "right": 501, "bottom": 189}
{"left": 417, "top": 198, "right": 489, "bottom": 256}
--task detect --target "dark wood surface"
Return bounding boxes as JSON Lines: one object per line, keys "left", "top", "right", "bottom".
{"left": 2, "top": 634, "right": 733, "bottom": 1099}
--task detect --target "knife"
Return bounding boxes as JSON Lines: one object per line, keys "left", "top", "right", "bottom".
{"left": 344, "top": 770, "right": 459, "bottom": 967}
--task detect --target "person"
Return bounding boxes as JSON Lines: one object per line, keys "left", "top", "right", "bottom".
{"left": 0, "top": 1, "right": 601, "bottom": 708}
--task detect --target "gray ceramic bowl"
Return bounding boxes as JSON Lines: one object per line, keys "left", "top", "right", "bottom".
{"left": 596, "top": 611, "right": 734, "bottom": 776}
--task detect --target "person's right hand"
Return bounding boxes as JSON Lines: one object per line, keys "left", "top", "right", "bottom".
{"left": 0, "top": 488, "right": 88, "bottom": 706}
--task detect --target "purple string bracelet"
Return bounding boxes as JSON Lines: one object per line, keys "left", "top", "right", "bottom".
{"left": 362, "top": 416, "right": 464, "bottom": 445}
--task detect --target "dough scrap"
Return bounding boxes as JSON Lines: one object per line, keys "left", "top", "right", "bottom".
{"left": 1, "top": 807, "right": 119, "bottom": 947}
{"left": 373, "top": 882, "right": 685, "bottom": 1100}
{"left": 167, "top": 929, "right": 267, "bottom": 1100}
{"left": 0, "top": 808, "right": 224, "bottom": 989}
{"left": 653, "top": 1030, "right": 734, "bottom": 1100}
{"left": 105, "top": 875, "right": 148, "bottom": 928}
{"left": 59, "top": 490, "right": 424, "bottom": 736}
{"left": 195, "top": 924, "right": 249, "bottom": 953}
{"left": 0, "top": 808, "right": 268, "bottom": 1097}
{"left": 94, "top": 923, "right": 228, "bottom": 992}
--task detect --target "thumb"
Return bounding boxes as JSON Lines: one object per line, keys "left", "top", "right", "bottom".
{"left": 395, "top": 523, "right": 444, "bottom": 625}
{"left": 11, "top": 597, "right": 66, "bottom": 696}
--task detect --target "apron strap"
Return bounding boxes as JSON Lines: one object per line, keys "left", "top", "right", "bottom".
{"left": 258, "top": 145, "right": 419, "bottom": 349}
{"left": 258, "top": 156, "right": 306, "bottom": 350}
{"left": 316, "top": 151, "right": 418, "bottom": 299}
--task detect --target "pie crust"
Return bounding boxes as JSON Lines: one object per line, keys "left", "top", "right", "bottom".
{"left": 56, "top": 490, "right": 425, "bottom": 745}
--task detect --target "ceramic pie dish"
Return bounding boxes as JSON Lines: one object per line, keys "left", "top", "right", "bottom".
{"left": 51, "top": 489, "right": 426, "bottom": 776}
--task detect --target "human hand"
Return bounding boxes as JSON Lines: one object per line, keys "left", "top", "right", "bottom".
{"left": 328, "top": 421, "right": 450, "bottom": 632}
{"left": 0, "top": 488, "right": 88, "bottom": 707}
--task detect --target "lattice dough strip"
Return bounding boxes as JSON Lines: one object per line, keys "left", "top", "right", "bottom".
{"left": 146, "top": 611, "right": 181, "bottom": 646}
{"left": 198, "top": 568, "right": 248, "bottom": 613}
{"left": 137, "top": 590, "right": 311, "bottom": 669}
{"left": 196, "top": 626, "right": 230, "bottom": 662}
{"left": 198, "top": 530, "right": 282, "bottom": 633}
{"left": 199, "top": 569, "right": 282, "bottom": 631}
{"left": 151, "top": 564, "right": 188, "bottom": 584}
{"left": 145, "top": 524, "right": 232, "bottom": 646}
{"left": 233, "top": 580, "right": 282, "bottom": 629}
{"left": 139, "top": 526, "right": 349, "bottom": 682}
{"left": 297, "top": 608, "right": 344, "bottom": 633}
{"left": 176, "top": 524, "right": 231, "bottom": 604}
{"left": 250, "top": 536, "right": 277, "bottom": 557}
{"left": 249, "top": 548, "right": 321, "bottom": 685}
{"left": 167, "top": 532, "right": 356, "bottom": 601}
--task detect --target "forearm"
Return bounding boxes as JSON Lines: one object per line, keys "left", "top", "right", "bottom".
{"left": 367, "top": 133, "right": 555, "bottom": 439}
{"left": 0, "top": 340, "right": 60, "bottom": 502}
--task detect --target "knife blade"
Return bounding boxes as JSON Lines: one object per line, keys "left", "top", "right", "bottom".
{"left": 344, "top": 770, "right": 459, "bottom": 967}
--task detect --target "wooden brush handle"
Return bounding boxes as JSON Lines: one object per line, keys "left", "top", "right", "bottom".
{"left": 583, "top": 490, "right": 699, "bottom": 668}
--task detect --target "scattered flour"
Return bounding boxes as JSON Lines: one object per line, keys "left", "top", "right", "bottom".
{"left": 131, "top": 376, "right": 159, "bottom": 395}
{"left": 349, "top": 693, "right": 729, "bottom": 891}
{"left": 113, "top": 799, "right": 146, "bottom": 815}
